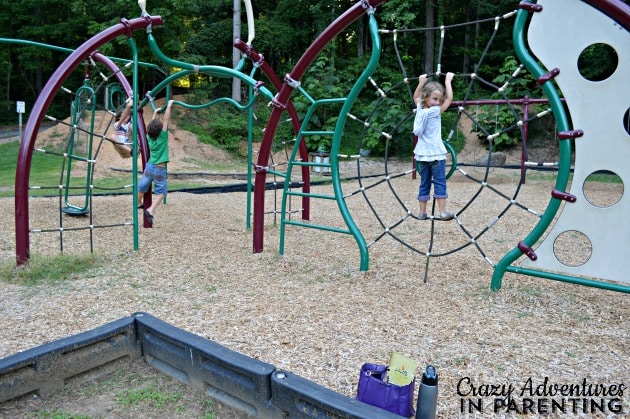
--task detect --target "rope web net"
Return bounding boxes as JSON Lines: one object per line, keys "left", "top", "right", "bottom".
{"left": 333, "top": 8, "right": 563, "bottom": 278}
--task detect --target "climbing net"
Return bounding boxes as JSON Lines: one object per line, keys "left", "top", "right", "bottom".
{"left": 24, "top": 56, "right": 148, "bottom": 256}
{"left": 16, "top": 6, "right": 292, "bottom": 262}
{"left": 334, "top": 8, "right": 562, "bottom": 279}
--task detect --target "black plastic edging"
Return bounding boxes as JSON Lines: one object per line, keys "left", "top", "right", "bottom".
{"left": 1, "top": 313, "right": 403, "bottom": 418}
{"left": 271, "top": 369, "right": 402, "bottom": 418}
{"left": 134, "top": 311, "right": 282, "bottom": 418}
{"left": 0, "top": 316, "right": 139, "bottom": 402}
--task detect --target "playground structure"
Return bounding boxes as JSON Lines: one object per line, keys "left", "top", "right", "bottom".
{"left": 0, "top": 312, "right": 403, "bottom": 417}
{"left": 493, "top": 0, "right": 630, "bottom": 291}
{"left": 1, "top": 0, "right": 628, "bottom": 416}
{"left": 8, "top": 0, "right": 629, "bottom": 294}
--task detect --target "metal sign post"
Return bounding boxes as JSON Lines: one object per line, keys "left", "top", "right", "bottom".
{"left": 16, "top": 101, "right": 25, "bottom": 141}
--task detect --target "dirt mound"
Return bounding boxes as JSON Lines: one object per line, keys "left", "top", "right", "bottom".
{"left": 37, "top": 97, "right": 234, "bottom": 179}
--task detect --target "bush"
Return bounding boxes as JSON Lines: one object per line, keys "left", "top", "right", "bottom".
{"left": 177, "top": 101, "right": 266, "bottom": 157}
{"left": 471, "top": 55, "right": 546, "bottom": 151}
{"left": 475, "top": 105, "right": 520, "bottom": 151}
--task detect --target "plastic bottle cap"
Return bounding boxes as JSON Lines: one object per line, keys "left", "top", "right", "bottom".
{"left": 422, "top": 365, "right": 438, "bottom": 386}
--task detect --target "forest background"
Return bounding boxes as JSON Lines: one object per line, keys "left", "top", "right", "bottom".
{"left": 0, "top": 0, "right": 613, "bottom": 156}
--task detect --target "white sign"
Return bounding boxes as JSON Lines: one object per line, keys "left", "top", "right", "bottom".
{"left": 16, "top": 101, "right": 25, "bottom": 114}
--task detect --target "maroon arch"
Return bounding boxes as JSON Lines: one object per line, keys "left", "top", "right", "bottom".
{"left": 15, "top": 16, "right": 162, "bottom": 265}
{"left": 584, "top": 0, "right": 630, "bottom": 29}
{"left": 233, "top": 39, "right": 311, "bottom": 221}
{"left": 251, "top": 0, "right": 387, "bottom": 253}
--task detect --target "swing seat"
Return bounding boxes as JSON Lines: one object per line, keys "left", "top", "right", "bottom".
{"left": 62, "top": 206, "right": 89, "bottom": 216}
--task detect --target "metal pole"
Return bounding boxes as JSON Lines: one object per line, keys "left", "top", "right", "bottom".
{"left": 16, "top": 101, "right": 25, "bottom": 141}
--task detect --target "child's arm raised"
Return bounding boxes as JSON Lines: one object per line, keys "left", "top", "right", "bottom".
{"left": 440, "top": 72, "right": 454, "bottom": 113}
{"left": 413, "top": 74, "right": 428, "bottom": 106}
{"left": 162, "top": 100, "right": 174, "bottom": 132}
{"left": 119, "top": 97, "right": 133, "bottom": 123}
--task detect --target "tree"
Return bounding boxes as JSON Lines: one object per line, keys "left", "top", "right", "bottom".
{"left": 424, "top": 0, "right": 435, "bottom": 74}
{"left": 232, "top": 0, "right": 242, "bottom": 102}
{"left": 0, "top": 0, "right": 526, "bottom": 124}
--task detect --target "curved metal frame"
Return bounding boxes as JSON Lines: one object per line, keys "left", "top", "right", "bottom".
{"left": 251, "top": 0, "right": 388, "bottom": 257}
{"left": 492, "top": 0, "right": 630, "bottom": 293}
{"left": 14, "top": 16, "right": 162, "bottom": 264}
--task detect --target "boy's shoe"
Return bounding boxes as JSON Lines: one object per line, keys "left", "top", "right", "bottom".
{"left": 145, "top": 210, "right": 154, "bottom": 226}
{"left": 438, "top": 211, "right": 454, "bottom": 221}
{"left": 418, "top": 213, "right": 428, "bottom": 220}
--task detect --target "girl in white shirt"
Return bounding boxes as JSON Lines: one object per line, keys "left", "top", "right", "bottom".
{"left": 412, "top": 72, "right": 454, "bottom": 220}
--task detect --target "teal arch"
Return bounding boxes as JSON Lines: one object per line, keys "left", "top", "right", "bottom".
{"left": 107, "top": 83, "right": 126, "bottom": 112}
{"left": 142, "top": 32, "right": 275, "bottom": 108}
{"left": 61, "top": 84, "right": 97, "bottom": 216}
{"left": 279, "top": 10, "right": 382, "bottom": 271}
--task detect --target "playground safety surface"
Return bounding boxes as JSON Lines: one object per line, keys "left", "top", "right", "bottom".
{"left": 1, "top": 105, "right": 626, "bottom": 417}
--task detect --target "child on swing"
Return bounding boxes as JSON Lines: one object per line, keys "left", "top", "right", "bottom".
{"left": 412, "top": 72, "right": 455, "bottom": 221}
{"left": 112, "top": 98, "right": 133, "bottom": 157}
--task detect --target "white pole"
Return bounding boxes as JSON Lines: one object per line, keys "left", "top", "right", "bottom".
{"left": 16, "top": 101, "right": 25, "bottom": 142}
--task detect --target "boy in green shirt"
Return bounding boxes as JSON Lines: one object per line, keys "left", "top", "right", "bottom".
{"left": 138, "top": 99, "right": 174, "bottom": 226}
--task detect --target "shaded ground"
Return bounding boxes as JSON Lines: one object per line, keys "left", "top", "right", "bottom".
{"left": 0, "top": 360, "right": 248, "bottom": 418}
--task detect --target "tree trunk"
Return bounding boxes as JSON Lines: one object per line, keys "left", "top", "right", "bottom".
{"left": 463, "top": 2, "right": 475, "bottom": 74}
{"left": 232, "top": 0, "right": 242, "bottom": 102}
{"left": 356, "top": 15, "right": 365, "bottom": 57}
{"left": 424, "top": 0, "right": 435, "bottom": 74}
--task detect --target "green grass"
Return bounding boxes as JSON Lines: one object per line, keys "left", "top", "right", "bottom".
{"left": 24, "top": 366, "right": 221, "bottom": 419}
{"left": 29, "top": 410, "right": 90, "bottom": 419}
{"left": 0, "top": 140, "right": 65, "bottom": 196}
{"left": 0, "top": 140, "right": 133, "bottom": 198}
{"left": 0, "top": 253, "right": 102, "bottom": 285}
{"left": 116, "top": 384, "right": 182, "bottom": 408}
{"left": 0, "top": 139, "right": 245, "bottom": 198}
{"left": 586, "top": 171, "right": 622, "bottom": 183}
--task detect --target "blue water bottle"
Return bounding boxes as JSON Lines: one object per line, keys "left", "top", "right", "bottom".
{"left": 416, "top": 365, "right": 438, "bottom": 419}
